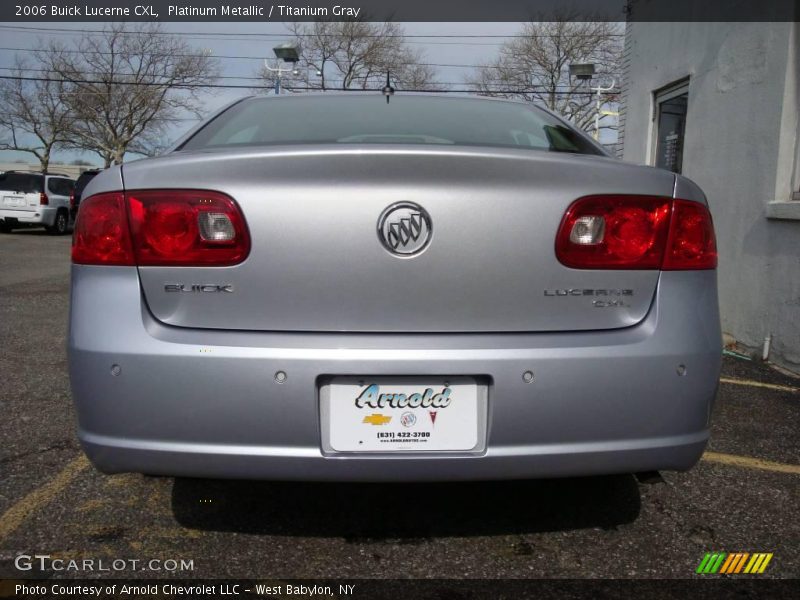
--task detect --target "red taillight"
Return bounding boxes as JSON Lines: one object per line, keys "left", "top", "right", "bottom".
{"left": 662, "top": 199, "right": 718, "bottom": 270}
{"left": 556, "top": 195, "right": 672, "bottom": 269}
{"left": 72, "top": 190, "right": 250, "bottom": 267}
{"left": 127, "top": 190, "right": 250, "bottom": 266}
{"left": 39, "top": 192, "right": 48, "bottom": 205}
{"left": 556, "top": 195, "right": 716, "bottom": 270}
{"left": 72, "top": 192, "right": 134, "bottom": 265}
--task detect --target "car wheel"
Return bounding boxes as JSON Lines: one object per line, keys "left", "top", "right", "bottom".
{"left": 0, "top": 221, "right": 11, "bottom": 233}
{"left": 46, "top": 210, "right": 68, "bottom": 235}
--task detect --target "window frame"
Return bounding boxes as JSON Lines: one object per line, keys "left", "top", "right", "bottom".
{"left": 649, "top": 78, "right": 691, "bottom": 172}
{"left": 765, "top": 24, "right": 799, "bottom": 220}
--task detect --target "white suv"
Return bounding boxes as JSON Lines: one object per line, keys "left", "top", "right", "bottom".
{"left": 0, "top": 171, "right": 75, "bottom": 235}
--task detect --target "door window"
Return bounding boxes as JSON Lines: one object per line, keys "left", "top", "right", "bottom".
{"left": 653, "top": 81, "right": 689, "bottom": 174}
{"left": 48, "top": 178, "right": 74, "bottom": 196}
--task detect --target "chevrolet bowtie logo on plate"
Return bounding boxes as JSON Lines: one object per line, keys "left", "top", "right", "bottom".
{"left": 377, "top": 202, "right": 433, "bottom": 257}
{"left": 362, "top": 413, "right": 392, "bottom": 425}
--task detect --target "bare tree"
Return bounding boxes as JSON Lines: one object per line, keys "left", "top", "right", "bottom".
{"left": 0, "top": 58, "right": 73, "bottom": 173}
{"left": 469, "top": 20, "right": 622, "bottom": 132}
{"left": 258, "top": 21, "right": 437, "bottom": 93}
{"left": 45, "top": 23, "right": 218, "bottom": 166}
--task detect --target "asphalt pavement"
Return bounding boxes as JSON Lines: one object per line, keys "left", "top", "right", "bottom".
{"left": 0, "top": 229, "right": 798, "bottom": 581}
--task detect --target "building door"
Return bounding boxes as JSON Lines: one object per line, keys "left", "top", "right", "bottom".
{"left": 653, "top": 82, "right": 689, "bottom": 174}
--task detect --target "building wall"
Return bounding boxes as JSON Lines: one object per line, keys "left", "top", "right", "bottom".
{"left": 615, "top": 20, "right": 635, "bottom": 159}
{"left": 621, "top": 22, "right": 800, "bottom": 370}
{"left": 0, "top": 162, "right": 95, "bottom": 180}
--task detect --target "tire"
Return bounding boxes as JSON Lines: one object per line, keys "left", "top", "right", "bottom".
{"left": 0, "top": 221, "right": 11, "bottom": 233}
{"left": 46, "top": 210, "right": 68, "bottom": 235}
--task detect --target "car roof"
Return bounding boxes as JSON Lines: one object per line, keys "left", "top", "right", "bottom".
{"left": 1, "top": 171, "right": 73, "bottom": 179}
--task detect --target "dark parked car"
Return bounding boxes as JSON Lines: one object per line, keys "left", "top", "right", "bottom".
{"left": 70, "top": 169, "right": 101, "bottom": 222}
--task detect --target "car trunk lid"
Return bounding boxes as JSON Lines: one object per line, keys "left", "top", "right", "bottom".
{"left": 124, "top": 146, "right": 674, "bottom": 333}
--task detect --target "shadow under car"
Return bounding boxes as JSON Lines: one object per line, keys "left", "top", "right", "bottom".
{"left": 171, "top": 475, "right": 642, "bottom": 539}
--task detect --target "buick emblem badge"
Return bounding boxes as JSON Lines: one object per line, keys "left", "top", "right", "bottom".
{"left": 377, "top": 202, "right": 433, "bottom": 257}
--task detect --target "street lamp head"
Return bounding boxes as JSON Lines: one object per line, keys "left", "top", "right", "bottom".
{"left": 569, "top": 63, "right": 596, "bottom": 81}
{"left": 273, "top": 43, "right": 300, "bottom": 63}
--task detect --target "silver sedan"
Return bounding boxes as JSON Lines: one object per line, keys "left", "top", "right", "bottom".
{"left": 68, "top": 94, "right": 721, "bottom": 481}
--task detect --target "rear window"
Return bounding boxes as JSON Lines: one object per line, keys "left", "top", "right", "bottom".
{"left": 74, "top": 171, "right": 100, "bottom": 197}
{"left": 0, "top": 173, "right": 44, "bottom": 193}
{"left": 180, "top": 96, "right": 605, "bottom": 155}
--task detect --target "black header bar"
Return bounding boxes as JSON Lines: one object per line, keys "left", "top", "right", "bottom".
{"left": 1, "top": 0, "right": 798, "bottom": 22}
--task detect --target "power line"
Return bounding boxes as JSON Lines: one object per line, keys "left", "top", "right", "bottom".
{"left": 0, "top": 65, "right": 267, "bottom": 81}
{"left": 0, "top": 25, "right": 624, "bottom": 40}
{"left": 0, "top": 45, "right": 481, "bottom": 68}
{"left": 0, "top": 47, "right": 622, "bottom": 75}
{"left": 0, "top": 27, "right": 506, "bottom": 46}
{"left": 0, "top": 66, "right": 618, "bottom": 90}
{"left": 0, "top": 74, "right": 618, "bottom": 96}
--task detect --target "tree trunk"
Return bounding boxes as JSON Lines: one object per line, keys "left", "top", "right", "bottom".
{"left": 40, "top": 151, "right": 50, "bottom": 174}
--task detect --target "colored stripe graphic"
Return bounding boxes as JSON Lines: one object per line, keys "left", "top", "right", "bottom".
{"left": 720, "top": 553, "right": 749, "bottom": 574}
{"left": 699, "top": 552, "right": 774, "bottom": 575}
{"left": 744, "top": 553, "right": 774, "bottom": 574}
{"left": 719, "top": 554, "right": 736, "bottom": 574}
{"left": 697, "top": 553, "right": 727, "bottom": 574}
{"left": 735, "top": 553, "right": 750, "bottom": 573}
{"left": 696, "top": 553, "right": 712, "bottom": 573}
{"left": 758, "top": 554, "right": 774, "bottom": 573}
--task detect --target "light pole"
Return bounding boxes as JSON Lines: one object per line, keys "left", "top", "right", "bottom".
{"left": 569, "top": 63, "right": 616, "bottom": 141}
{"left": 591, "top": 78, "right": 616, "bottom": 141}
{"left": 568, "top": 63, "right": 596, "bottom": 135}
{"left": 264, "top": 43, "right": 300, "bottom": 95}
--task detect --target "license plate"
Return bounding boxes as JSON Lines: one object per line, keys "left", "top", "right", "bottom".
{"left": 3, "top": 196, "right": 24, "bottom": 207}
{"left": 322, "top": 377, "right": 483, "bottom": 452}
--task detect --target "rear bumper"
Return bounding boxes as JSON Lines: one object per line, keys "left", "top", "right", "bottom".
{"left": 68, "top": 267, "right": 722, "bottom": 481}
{"left": 0, "top": 207, "right": 56, "bottom": 226}
{"left": 79, "top": 431, "right": 709, "bottom": 482}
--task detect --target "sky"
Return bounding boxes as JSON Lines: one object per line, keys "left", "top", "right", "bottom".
{"left": 0, "top": 21, "right": 618, "bottom": 167}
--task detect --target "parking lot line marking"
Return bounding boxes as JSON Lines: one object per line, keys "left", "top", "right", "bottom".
{"left": 719, "top": 377, "right": 798, "bottom": 393}
{"left": 0, "top": 454, "right": 89, "bottom": 543}
{"left": 702, "top": 451, "right": 800, "bottom": 475}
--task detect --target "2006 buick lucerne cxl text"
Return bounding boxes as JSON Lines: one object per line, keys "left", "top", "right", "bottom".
{"left": 68, "top": 94, "right": 721, "bottom": 481}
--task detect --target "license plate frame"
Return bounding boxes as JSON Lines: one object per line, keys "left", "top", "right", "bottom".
{"left": 319, "top": 376, "right": 488, "bottom": 454}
